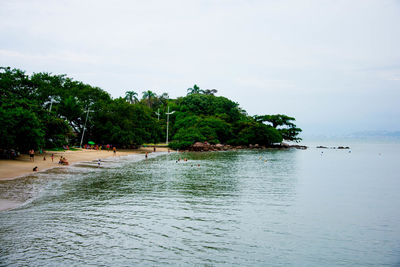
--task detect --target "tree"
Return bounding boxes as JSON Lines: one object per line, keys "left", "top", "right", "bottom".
{"left": 254, "top": 114, "right": 302, "bottom": 142}
{"left": 0, "top": 101, "right": 45, "bottom": 151}
{"left": 124, "top": 91, "right": 138, "bottom": 104}
{"left": 229, "top": 121, "right": 282, "bottom": 146}
{"left": 142, "top": 90, "right": 156, "bottom": 108}
{"left": 91, "top": 98, "right": 160, "bottom": 146}
{"left": 187, "top": 84, "right": 202, "bottom": 95}
{"left": 202, "top": 89, "right": 218, "bottom": 95}
{"left": 169, "top": 127, "right": 206, "bottom": 150}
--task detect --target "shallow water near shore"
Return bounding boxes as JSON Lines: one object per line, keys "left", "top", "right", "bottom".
{"left": 1, "top": 142, "right": 400, "bottom": 266}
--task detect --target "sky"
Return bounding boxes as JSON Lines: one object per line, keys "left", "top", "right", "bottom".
{"left": 1, "top": 0, "right": 399, "bottom": 136}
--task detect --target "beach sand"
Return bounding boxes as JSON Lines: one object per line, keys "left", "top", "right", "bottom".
{"left": 0, "top": 147, "right": 169, "bottom": 211}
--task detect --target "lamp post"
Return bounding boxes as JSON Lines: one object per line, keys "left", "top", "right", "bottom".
{"left": 165, "top": 106, "right": 175, "bottom": 145}
{"left": 155, "top": 108, "right": 160, "bottom": 121}
{"left": 48, "top": 96, "right": 59, "bottom": 112}
{"left": 49, "top": 98, "right": 54, "bottom": 112}
{"left": 80, "top": 107, "right": 94, "bottom": 148}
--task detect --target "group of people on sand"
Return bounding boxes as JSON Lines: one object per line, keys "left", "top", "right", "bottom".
{"left": 58, "top": 156, "right": 69, "bottom": 165}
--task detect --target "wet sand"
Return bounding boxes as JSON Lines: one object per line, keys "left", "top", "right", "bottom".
{"left": 0, "top": 147, "right": 169, "bottom": 211}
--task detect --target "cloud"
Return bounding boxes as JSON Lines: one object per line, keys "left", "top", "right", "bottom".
{"left": 1, "top": 0, "right": 400, "bottom": 134}
{"left": 0, "top": 49, "right": 99, "bottom": 65}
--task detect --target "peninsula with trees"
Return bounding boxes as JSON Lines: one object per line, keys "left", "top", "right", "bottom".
{"left": 0, "top": 67, "right": 302, "bottom": 155}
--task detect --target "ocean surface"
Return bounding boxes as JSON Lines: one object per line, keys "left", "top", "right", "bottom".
{"left": 1, "top": 141, "right": 400, "bottom": 266}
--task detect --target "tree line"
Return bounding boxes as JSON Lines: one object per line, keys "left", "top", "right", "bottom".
{"left": 0, "top": 67, "right": 301, "bottom": 152}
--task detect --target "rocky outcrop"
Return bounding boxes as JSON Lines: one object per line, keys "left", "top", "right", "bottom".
{"left": 189, "top": 142, "right": 307, "bottom": 151}
{"left": 192, "top": 142, "right": 209, "bottom": 151}
{"left": 317, "top": 146, "right": 350, "bottom": 149}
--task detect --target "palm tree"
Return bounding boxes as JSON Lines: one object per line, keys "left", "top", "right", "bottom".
{"left": 125, "top": 91, "right": 138, "bottom": 104}
{"left": 203, "top": 89, "right": 218, "bottom": 95}
{"left": 158, "top": 92, "right": 169, "bottom": 106}
{"left": 142, "top": 90, "right": 156, "bottom": 108}
{"left": 187, "top": 84, "right": 202, "bottom": 95}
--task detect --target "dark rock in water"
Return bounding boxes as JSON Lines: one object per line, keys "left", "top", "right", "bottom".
{"left": 266, "top": 143, "right": 307, "bottom": 149}
{"left": 317, "top": 146, "right": 328, "bottom": 149}
{"left": 190, "top": 142, "right": 307, "bottom": 151}
{"left": 290, "top": 145, "right": 307, "bottom": 150}
{"left": 337, "top": 146, "right": 350, "bottom": 149}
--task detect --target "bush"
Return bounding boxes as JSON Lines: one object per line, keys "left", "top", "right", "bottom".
{"left": 168, "top": 140, "right": 193, "bottom": 150}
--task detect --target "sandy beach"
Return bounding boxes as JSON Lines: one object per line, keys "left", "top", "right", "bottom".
{"left": 0, "top": 147, "right": 169, "bottom": 211}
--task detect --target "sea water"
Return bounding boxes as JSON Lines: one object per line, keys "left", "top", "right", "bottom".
{"left": 0, "top": 141, "right": 399, "bottom": 266}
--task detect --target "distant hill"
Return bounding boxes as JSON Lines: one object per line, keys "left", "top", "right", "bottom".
{"left": 349, "top": 131, "right": 400, "bottom": 138}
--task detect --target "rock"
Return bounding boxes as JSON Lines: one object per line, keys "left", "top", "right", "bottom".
{"left": 215, "top": 144, "right": 224, "bottom": 150}
{"left": 291, "top": 145, "right": 307, "bottom": 149}
{"left": 281, "top": 142, "right": 290, "bottom": 148}
{"left": 192, "top": 142, "right": 206, "bottom": 151}
{"left": 317, "top": 146, "right": 328, "bottom": 149}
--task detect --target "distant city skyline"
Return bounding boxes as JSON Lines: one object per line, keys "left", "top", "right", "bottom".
{"left": 1, "top": 0, "right": 399, "bottom": 136}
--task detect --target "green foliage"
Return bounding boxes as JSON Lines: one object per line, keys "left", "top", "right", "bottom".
{"left": 124, "top": 91, "right": 138, "bottom": 104}
{"left": 168, "top": 140, "right": 194, "bottom": 150}
{"left": 187, "top": 84, "right": 201, "bottom": 95}
{"left": 254, "top": 114, "right": 302, "bottom": 142}
{"left": 0, "top": 101, "right": 45, "bottom": 151}
{"left": 197, "top": 117, "right": 231, "bottom": 143}
{"left": 169, "top": 92, "right": 298, "bottom": 147}
{"left": 141, "top": 90, "right": 157, "bottom": 108}
{"left": 0, "top": 68, "right": 302, "bottom": 152}
{"left": 177, "top": 94, "right": 242, "bottom": 123}
{"left": 91, "top": 98, "right": 160, "bottom": 146}
{"left": 279, "top": 127, "right": 302, "bottom": 142}
{"left": 229, "top": 121, "right": 282, "bottom": 146}
{"left": 169, "top": 127, "right": 205, "bottom": 150}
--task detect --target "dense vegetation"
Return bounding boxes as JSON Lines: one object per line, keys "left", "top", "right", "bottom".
{"left": 0, "top": 67, "right": 301, "bottom": 152}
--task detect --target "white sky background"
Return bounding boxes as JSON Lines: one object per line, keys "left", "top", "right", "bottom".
{"left": 1, "top": 0, "right": 399, "bottom": 136}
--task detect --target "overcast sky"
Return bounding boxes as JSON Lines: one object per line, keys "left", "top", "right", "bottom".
{"left": 1, "top": 0, "right": 399, "bottom": 136}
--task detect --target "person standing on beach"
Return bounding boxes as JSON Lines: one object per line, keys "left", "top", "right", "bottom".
{"left": 29, "top": 149, "right": 34, "bottom": 162}
{"left": 51, "top": 154, "right": 54, "bottom": 162}
{"left": 113, "top": 146, "right": 116, "bottom": 155}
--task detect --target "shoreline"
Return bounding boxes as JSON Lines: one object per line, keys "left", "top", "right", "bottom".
{"left": 0, "top": 147, "right": 169, "bottom": 212}
{"left": 0, "top": 147, "right": 169, "bottom": 181}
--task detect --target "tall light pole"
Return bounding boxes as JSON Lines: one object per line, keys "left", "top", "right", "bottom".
{"left": 80, "top": 108, "right": 94, "bottom": 148}
{"left": 48, "top": 97, "right": 59, "bottom": 112}
{"left": 49, "top": 98, "right": 54, "bottom": 112}
{"left": 155, "top": 108, "right": 160, "bottom": 121}
{"left": 165, "top": 106, "right": 175, "bottom": 145}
